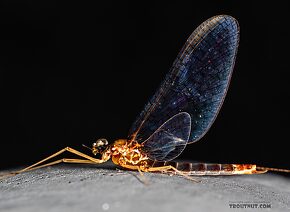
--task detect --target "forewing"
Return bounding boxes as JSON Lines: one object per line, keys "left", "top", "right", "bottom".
{"left": 129, "top": 15, "right": 239, "bottom": 144}
{"left": 141, "top": 112, "right": 191, "bottom": 161}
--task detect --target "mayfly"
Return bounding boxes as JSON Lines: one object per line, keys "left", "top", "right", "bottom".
{"left": 2, "top": 15, "right": 289, "bottom": 180}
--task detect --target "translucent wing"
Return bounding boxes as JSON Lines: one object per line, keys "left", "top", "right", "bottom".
{"left": 129, "top": 15, "right": 239, "bottom": 148}
{"left": 141, "top": 112, "right": 191, "bottom": 161}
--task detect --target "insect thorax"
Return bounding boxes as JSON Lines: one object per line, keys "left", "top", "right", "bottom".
{"left": 111, "top": 139, "right": 149, "bottom": 167}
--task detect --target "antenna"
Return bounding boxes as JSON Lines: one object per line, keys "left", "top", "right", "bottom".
{"left": 82, "top": 144, "right": 92, "bottom": 151}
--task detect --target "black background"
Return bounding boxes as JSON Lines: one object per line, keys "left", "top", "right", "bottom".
{"left": 1, "top": 1, "right": 289, "bottom": 171}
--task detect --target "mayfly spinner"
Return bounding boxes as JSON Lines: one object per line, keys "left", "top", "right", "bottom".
{"left": 2, "top": 15, "right": 289, "bottom": 181}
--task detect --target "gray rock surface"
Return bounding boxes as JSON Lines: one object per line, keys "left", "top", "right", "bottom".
{"left": 1, "top": 163, "right": 290, "bottom": 212}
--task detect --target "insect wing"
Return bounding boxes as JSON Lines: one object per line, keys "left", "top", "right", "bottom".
{"left": 141, "top": 112, "right": 191, "bottom": 161}
{"left": 129, "top": 15, "right": 239, "bottom": 144}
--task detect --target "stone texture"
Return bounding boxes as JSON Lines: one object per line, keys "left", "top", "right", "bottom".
{"left": 1, "top": 163, "right": 290, "bottom": 212}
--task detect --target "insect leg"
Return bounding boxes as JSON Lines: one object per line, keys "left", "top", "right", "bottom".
{"left": 26, "top": 158, "right": 98, "bottom": 172}
{"left": 0, "top": 159, "right": 98, "bottom": 179}
{"left": 147, "top": 165, "right": 200, "bottom": 182}
{"left": 1, "top": 147, "right": 105, "bottom": 178}
{"left": 136, "top": 166, "right": 149, "bottom": 185}
{"left": 23, "top": 147, "right": 104, "bottom": 172}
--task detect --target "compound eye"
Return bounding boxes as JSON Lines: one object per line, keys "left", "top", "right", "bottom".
{"left": 103, "top": 139, "right": 108, "bottom": 145}
{"left": 96, "top": 138, "right": 108, "bottom": 146}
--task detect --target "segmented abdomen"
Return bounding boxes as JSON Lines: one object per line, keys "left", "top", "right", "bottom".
{"left": 150, "top": 161, "right": 267, "bottom": 175}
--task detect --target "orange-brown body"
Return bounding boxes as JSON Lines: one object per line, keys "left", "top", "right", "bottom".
{"left": 109, "top": 139, "right": 149, "bottom": 171}
{"left": 4, "top": 139, "right": 289, "bottom": 180}
{"left": 105, "top": 139, "right": 267, "bottom": 175}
